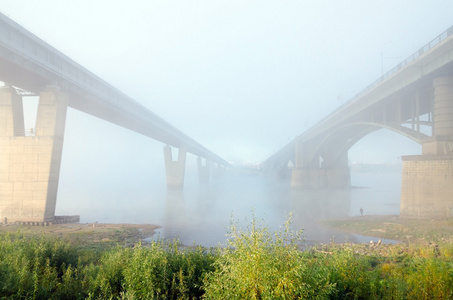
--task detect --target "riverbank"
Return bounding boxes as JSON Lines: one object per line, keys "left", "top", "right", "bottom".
{"left": 0, "top": 222, "right": 159, "bottom": 249}
{"left": 3, "top": 214, "right": 452, "bottom": 248}
{"left": 1, "top": 217, "right": 452, "bottom": 299}
{"left": 322, "top": 214, "right": 453, "bottom": 244}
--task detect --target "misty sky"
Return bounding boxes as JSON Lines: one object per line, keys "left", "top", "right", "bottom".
{"left": 1, "top": 1, "right": 453, "bottom": 166}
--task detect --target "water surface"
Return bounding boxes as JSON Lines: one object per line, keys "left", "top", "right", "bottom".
{"left": 57, "top": 168, "right": 402, "bottom": 247}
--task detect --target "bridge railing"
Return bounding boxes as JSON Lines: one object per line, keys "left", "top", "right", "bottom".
{"left": 266, "top": 26, "right": 453, "bottom": 164}
{"left": 317, "top": 25, "right": 453, "bottom": 126}
{"left": 0, "top": 13, "right": 229, "bottom": 165}
{"left": 0, "top": 12, "right": 150, "bottom": 119}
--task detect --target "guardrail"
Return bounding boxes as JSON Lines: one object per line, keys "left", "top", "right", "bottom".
{"left": 265, "top": 25, "right": 453, "bottom": 164}
{"left": 0, "top": 12, "right": 229, "bottom": 166}
{"left": 320, "top": 25, "right": 453, "bottom": 124}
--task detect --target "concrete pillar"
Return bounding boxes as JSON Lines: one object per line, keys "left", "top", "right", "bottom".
{"left": 294, "top": 140, "right": 305, "bottom": 169}
{"left": 212, "top": 163, "right": 228, "bottom": 179}
{"left": 325, "top": 167, "right": 351, "bottom": 188}
{"left": 291, "top": 141, "right": 350, "bottom": 189}
{"left": 324, "top": 150, "right": 351, "bottom": 188}
{"left": 422, "top": 77, "right": 453, "bottom": 155}
{"left": 163, "top": 145, "right": 186, "bottom": 189}
{"left": 292, "top": 166, "right": 350, "bottom": 189}
{"left": 291, "top": 168, "right": 310, "bottom": 188}
{"left": 0, "top": 86, "right": 21, "bottom": 137}
{"left": 212, "top": 163, "right": 221, "bottom": 180}
{"left": 291, "top": 140, "right": 313, "bottom": 188}
{"left": 0, "top": 86, "right": 25, "bottom": 137}
{"left": 197, "top": 157, "right": 210, "bottom": 183}
{"left": 0, "top": 86, "right": 67, "bottom": 222}
{"left": 401, "top": 156, "right": 453, "bottom": 218}
{"left": 401, "top": 76, "right": 453, "bottom": 218}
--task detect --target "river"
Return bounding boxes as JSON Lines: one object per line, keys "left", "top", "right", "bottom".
{"left": 56, "top": 166, "right": 402, "bottom": 247}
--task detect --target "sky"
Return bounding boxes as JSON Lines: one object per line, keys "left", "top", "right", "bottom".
{"left": 1, "top": 0, "right": 453, "bottom": 166}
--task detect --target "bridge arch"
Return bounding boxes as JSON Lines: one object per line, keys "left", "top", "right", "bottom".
{"left": 291, "top": 121, "right": 427, "bottom": 188}
{"left": 309, "top": 121, "right": 429, "bottom": 168}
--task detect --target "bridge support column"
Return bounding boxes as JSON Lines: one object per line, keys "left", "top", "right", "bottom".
{"left": 291, "top": 167, "right": 350, "bottom": 189}
{"left": 401, "top": 77, "right": 453, "bottom": 218}
{"left": 0, "top": 86, "right": 67, "bottom": 223}
{"left": 197, "top": 157, "right": 210, "bottom": 183}
{"left": 323, "top": 150, "right": 351, "bottom": 188}
{"left": 291, "top": 142, "right": 350, "bottom": 188}
{"left": 291, "top": 169, "right": 311, "bottom": 188}
{"left": 212, "top": 163, "right": 227, "bottom": 179}
{"left": 163, "top": 145, "right": 186, "bottom": 190}
{"left": 325, "top": 167, "right": 351, "bottom": 188}
{"left": 291, "top": 141, "right": 313, "bottom": 188}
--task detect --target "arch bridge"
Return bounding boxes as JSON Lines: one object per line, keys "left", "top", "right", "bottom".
{"left": 263, "top": 25, "right": 453, "bottom": 218}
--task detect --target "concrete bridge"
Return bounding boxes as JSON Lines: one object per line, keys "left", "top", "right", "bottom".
{"left": 263, "top": 25, "right": 453, "bottom": 218}
{"left": 0, "top": 12, "right": 228, "bottom": 223}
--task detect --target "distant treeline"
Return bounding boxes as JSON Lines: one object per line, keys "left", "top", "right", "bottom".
{"left": 1, "top": 218, "right": 452, "bottom": 299}
{"left": 350, "top": 162, "right": 402, "bottom": 173}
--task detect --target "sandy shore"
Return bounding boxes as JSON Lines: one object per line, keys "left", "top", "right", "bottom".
{"left": 0, "top": 222, "right": 160, "bottom": 246}
{"left": 2, "top": 214, "right": 452, "bottom": 247}
{"left": 322, "top": 214, "right": 453, "bottom": 244}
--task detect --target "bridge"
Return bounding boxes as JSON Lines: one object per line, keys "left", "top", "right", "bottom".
{"left": 263, "top": 25, "right": 453, "bottom": 218}
{"left": 2, "top": 12, "right": 453, "bottom": 224}
{"left": 0, "top": 12, "right": 228, "bottom": 223}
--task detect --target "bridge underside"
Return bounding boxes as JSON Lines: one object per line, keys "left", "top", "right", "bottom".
{"left": 288, "top": 76, "right": 453, "bottom": 218}
{"left": 0, "top": 84, "right": 219, "bottom": 223}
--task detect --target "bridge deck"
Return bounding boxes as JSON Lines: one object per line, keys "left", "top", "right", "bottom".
{"left": 0, "top": 12, "right": 228, "bottom": 166}
{"left": 264, "top": 25, "right": 453, "bottom": 167}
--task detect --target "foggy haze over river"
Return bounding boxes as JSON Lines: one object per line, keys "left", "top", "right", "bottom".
{"left": 2, "top": 1, "right": 451, "bottom": 246}
{"left": 51, "top": 107, "right": 411, "bottom": 247}
{"left": 57, "top": 164, "right": 402, "bottom": 247}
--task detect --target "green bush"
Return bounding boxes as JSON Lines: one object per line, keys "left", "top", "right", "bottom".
{"left": 1, "top": 221, "right": 453, "bottom": 299}
{"left": 0, "top": 233, "right": 84, "bottom": 299}
{"left": 84, "top": 247, "right": 131, "bottom": 299}
{"left": 83, "top": 240, "right": 216, "bottom": 299}
{"left": 122, "top": 240, "right": 216, "bottom": 299}
{"left": 203, "top": 214, "right": 335, "bottom": 299}
{"left": 385, "top": 256, "right": 453, "bottom": 299}
{"left": 324, "top": 248, "right": 383, "bottom": 299}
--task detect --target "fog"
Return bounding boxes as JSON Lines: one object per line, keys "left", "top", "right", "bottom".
{"left": 2, "top": 1, "right": 451, "bottom": 163}
{"left": 1, "top": 1, "right": 452, "bottom": 244}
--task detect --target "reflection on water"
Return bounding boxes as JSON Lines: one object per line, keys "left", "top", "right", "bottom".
{"left": 57, "top": 170, "right": 402, "bottom": 247}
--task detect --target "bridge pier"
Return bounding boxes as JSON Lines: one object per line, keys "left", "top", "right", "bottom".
{"left": 0, "top": 86, "right": 67, "bottom": 222}
{"left": 291, "top": 141, "right": 350, "bottom": 188}
{"left": 401, "top": 76, "right": 453, "bottom": 218}
{"left": 197, "top": 157, "right": 210, "bottom": 183}
{"left": 211, "top": 163, "right": 225, "bottom": 179}
{"left": 163, "top": 145, "right": 186, "bottom": 190}
{"left": 291, "top": 167, "right": 350, "bottom": 188}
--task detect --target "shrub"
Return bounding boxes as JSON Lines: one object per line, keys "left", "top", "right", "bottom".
{"left": 84, "top": 247, "right": 131, "bottom": 299}
{"left": 0, "top": 233, "right": 84, "bottom": 299}
{"left": 122, "top": 240, "right": 216, "bottom": 299}
{"left": 324, "top": 247, "right": 383, "bottom": 299}
{"left": 203, "top": 214, "right": 335, "bottom": 299}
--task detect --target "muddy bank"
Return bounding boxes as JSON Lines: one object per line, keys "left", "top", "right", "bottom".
{"left": 0, "top": 222, "right": 160, "bottom": 247}
{"left": 3, "top": 214, "right": 452, "bottom": 248}
{"left": 322, "top": 215, "right": 453, "bottom": 244}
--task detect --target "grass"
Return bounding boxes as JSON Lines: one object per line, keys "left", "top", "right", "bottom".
{"left": 0, "top": 216, "right": 452, "bottom": 299}
{"left": 322, "top": 215, "right": 453, "bottom": 244}
{"left": 0, "top": 223, "right": 158, "bottom": 250}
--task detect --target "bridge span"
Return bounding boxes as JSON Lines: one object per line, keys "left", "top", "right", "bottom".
{"left": 263, "top": 25, "right": 453, "bottom": 218}
{"left": 0, "top": 12, "right": 228, "bottom": 223}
